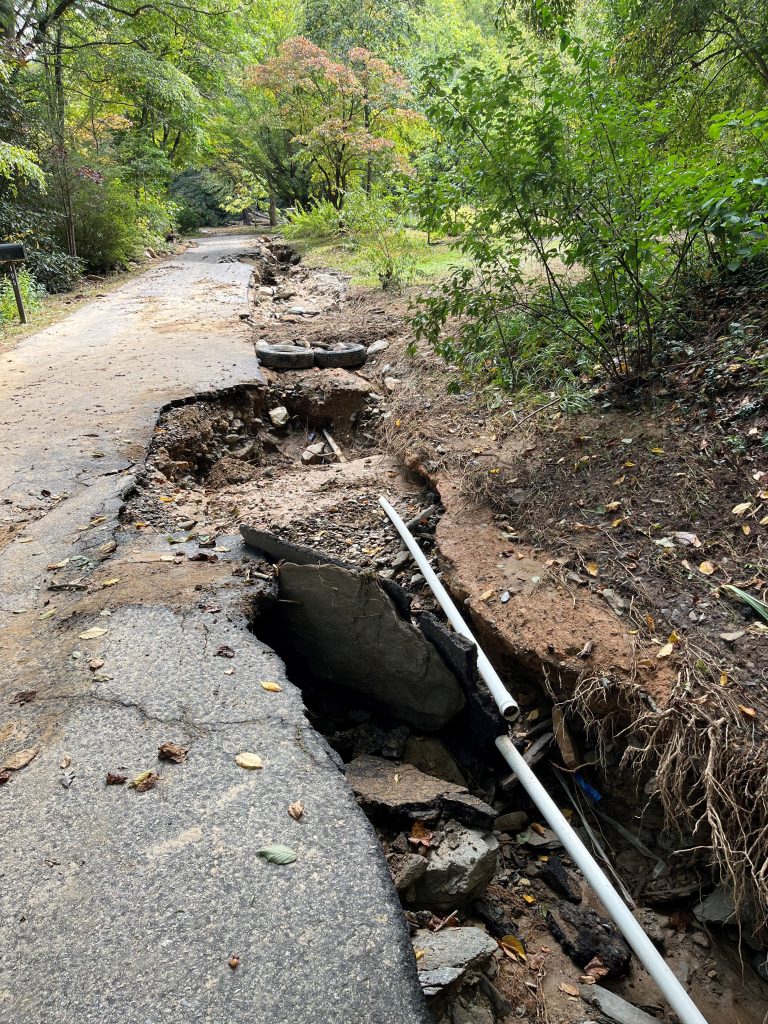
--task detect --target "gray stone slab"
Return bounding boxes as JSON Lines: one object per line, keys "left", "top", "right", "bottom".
{"left": 580, "top": 985, "right": 662, "bottom": 1024}
{"left": 273, "top": 562, "right": 466, "bottom": 731}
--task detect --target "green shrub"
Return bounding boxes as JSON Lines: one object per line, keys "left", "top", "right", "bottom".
{"left": 343, "top": 188, "right": 416, "bottom": 290}
{"left": 170, "top": 170, "right": 228, "bottom": 233}
{"left": 65, "top": 175, "right": 176, "bottom": 273}
{"left": 282, "top": 200, "right": 341, "bottom": 240}
{"left": 0, "top": 268, "right": 43, "bottom": 323}
{"left": 0, "top": 195, "right": 83, "bottom": 293}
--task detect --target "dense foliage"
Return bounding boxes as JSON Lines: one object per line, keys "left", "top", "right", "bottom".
{"left": 0, "top": 0, "right": 766, "bottom": 382}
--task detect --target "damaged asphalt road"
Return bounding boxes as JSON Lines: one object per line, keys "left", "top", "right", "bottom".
{"left": 0, "top": 233, "right": 428, "bottom": 1024}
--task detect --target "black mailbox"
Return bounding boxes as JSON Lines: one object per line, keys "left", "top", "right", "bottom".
{"left": 0, "top": 242, "right": 26, "bottom": 263}
{"left": 0, "top": 241, "right": 28, "bottom": 323}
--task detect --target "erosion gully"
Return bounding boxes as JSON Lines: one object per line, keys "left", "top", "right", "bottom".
{"left": 123, "top": 239, "right": 768, "bottom": 1024}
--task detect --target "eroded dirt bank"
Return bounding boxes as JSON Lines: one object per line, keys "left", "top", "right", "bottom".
{"left": 116, "top": 237, "right": 768, "bottom": 1024}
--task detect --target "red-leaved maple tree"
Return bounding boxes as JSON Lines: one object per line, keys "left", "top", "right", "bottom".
{"left": 249, "top": 37, "right": 421, "bottom": 208}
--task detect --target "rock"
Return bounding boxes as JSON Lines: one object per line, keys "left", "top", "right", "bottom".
{"left": 630, "top": 908, "right": 667, "bottom": 948}
{"left": 347, "top": 755, "right": 464, "bottom": 819}
{"left": 384, "top": 376, "right": 400, "bottom": 393}
{"left": 392, "top": 549, "right": 411, "bottom": 571}
{"left": 286, "top": 369, "right": 374, "bottom": 424}
{"left": 413, "top": 926, "right": 497, "bottom": 996}
{"left": 402, "top": 736, "right": 467, "bottom": 788}
{"left": 388, "top": 852, "right": 429, "bottom": 894}
{"left": 478, "top": 976, "right": 514, "bottom": 1019}
{"left": 380, "top": 725, "right": 410, "bottom": 760}
{"left": 273, "top": 563, "right": 466, "bottom": 730}
{"left": 579, "top": 985, "right": 660, "bottom": 1024}
{"left": 412, "top": 823, "right": 499, "bottom": 910}
{"left": 367, "top": 339, "right": 390, "bottom": 355}
{"left": 693, "top": 886, "right": 738, "bottom": 925}
{"left": 441, "top": 792, "right": 497, "bottom": 829}
{"left": 547, "top": 904, "right": 632, "bottom": 978}
{"left": 301, "top": 442, "right": 326, "bottom": 465}
{"left": 494, "top": 810, "right": 529, "bottom": 833}
{"left": 268, "top": 406, "right": 289, "bottom": 428}
{"left": 419, "top": 966, "right": 464, "bottom": 997}
{"left": 538, "top": 855, "right": 582, "bottom": 903}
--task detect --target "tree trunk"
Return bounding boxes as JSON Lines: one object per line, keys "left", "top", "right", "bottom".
{"left": 363, "top": 88, "right": 372, "bottom": 194}
{"left": 47, "top": 26, "right": 77, "bottom": 257}
{"left": 268, "top": 193, "right": 277, "bottom": 227}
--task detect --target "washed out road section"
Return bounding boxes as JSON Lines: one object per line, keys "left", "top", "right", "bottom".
{"left": 0, "top": 233, "right": 428, "bottom": 1024}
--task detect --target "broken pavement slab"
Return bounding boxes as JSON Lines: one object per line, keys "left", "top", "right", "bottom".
{"left": 413, "top": 926, "right": 498, "bottom": 997}
{"left": 266, "top": 562, "right": 466, "bottom": 731}
{"left": 347, "top": 754, "right": 466, "bottom": 818}
{"left": 1, "top": 567, "right": 429, "bottom": 1024}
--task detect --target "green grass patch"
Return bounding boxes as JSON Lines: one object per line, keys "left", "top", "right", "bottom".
{"left": 296, "top": 228, "right": 469, "bottom": 287}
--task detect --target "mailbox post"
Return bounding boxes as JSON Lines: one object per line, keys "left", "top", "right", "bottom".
{"left": 0, "top": 243, "right": 27, "bottom": 323}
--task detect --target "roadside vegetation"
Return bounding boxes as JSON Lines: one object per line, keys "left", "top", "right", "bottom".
{"left": 0, "top": 0, "right": 764, "bottom": 395}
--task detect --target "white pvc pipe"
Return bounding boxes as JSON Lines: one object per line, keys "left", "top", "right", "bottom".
{"left": 379, "top": 494, "right": 708, "bottom": 1024}
{"left": 379, "top": 495, "right": 519, "bottom": 719}
{"left": 496, "top": 736, "right": 708, "bottom": 1024}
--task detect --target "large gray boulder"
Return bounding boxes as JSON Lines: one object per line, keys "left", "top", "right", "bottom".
{"left": 271, "top": 562, "right": 466, "bottom": 730}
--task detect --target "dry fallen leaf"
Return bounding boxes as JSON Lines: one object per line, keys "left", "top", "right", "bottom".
{"left": 657, "top": 643, "right": 674, "bottom": 659}
{"left": 719, "top": 672, "right": 728, "bottom": 687}
{"left": 583, "top": 956, "right": 610, "bottom": 980}
{"left": 500, "top": 935, "right": 527, "bottom": 961}
{"left": 129, "top": 770, "right": 159, "bottom": 792}
{"left": 60, "top": 756, "right": 71, "bottom": 769}
{"left": 738, "top": 705, "right": 757, "bottom": 718}
{"left": 215, "top": 645, "right": 235, "bottom": 659}
{"left": 644, "top": 613, "right": 655, "bottom": 632}
{"left": 78, "top": 626, "right": 108, "bottom": 640}
{"left": 235, "top": 752, "right": 263, "bottom": 770}
{"left": 732, "top": 502, "right": 752, "bottom": 516}
{"left": 88, "top": 659, "right": 104, "bottom": 671}
{"left": 409, "top": 820, "right": 434, "bottom": 848}
{"left": 101, "top": 578, "right": 120, "bottom": 588}
{"left": 0, "top": 771, "right": 11, "bottom": 785}
{"left": 158, "top": 741, "right": 188, "bottom": 764}
{"left": 479, "top": 589, "right": 494, "bottom": 602}
{"left": 414, "top": 948, "right": 425, "bottom": 961}
{"left": 522, "top": 893, "right": 537, "bottom": 905}
{"left": 228, "top": 955, "right": 240, "bottom": 970}
{"left": 585, "top": 561, "right": 599, "bottom": 577}
{"left": 3, "top": 747, "right": 39, "bottom": 771}
{"left": 698, "top": 561, "right": 716, "bottom": 576}
{"left": 605, "top": 500, "right": 621, "bottom": 512}
{"left": 288, "top": 801, "right": 304, "bottom": 821}
{"left": 106, "top": 772, "right": 127, "bottom": 785}
{"left": 260, "top": 681, "right": 282, "bottom": 693}
{"left": 558, "top": 983, "right": 580, "bottom": 997}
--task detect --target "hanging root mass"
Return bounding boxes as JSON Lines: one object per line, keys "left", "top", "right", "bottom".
{"left": 571, "top": 668, "right": 768, "bottom": 938}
